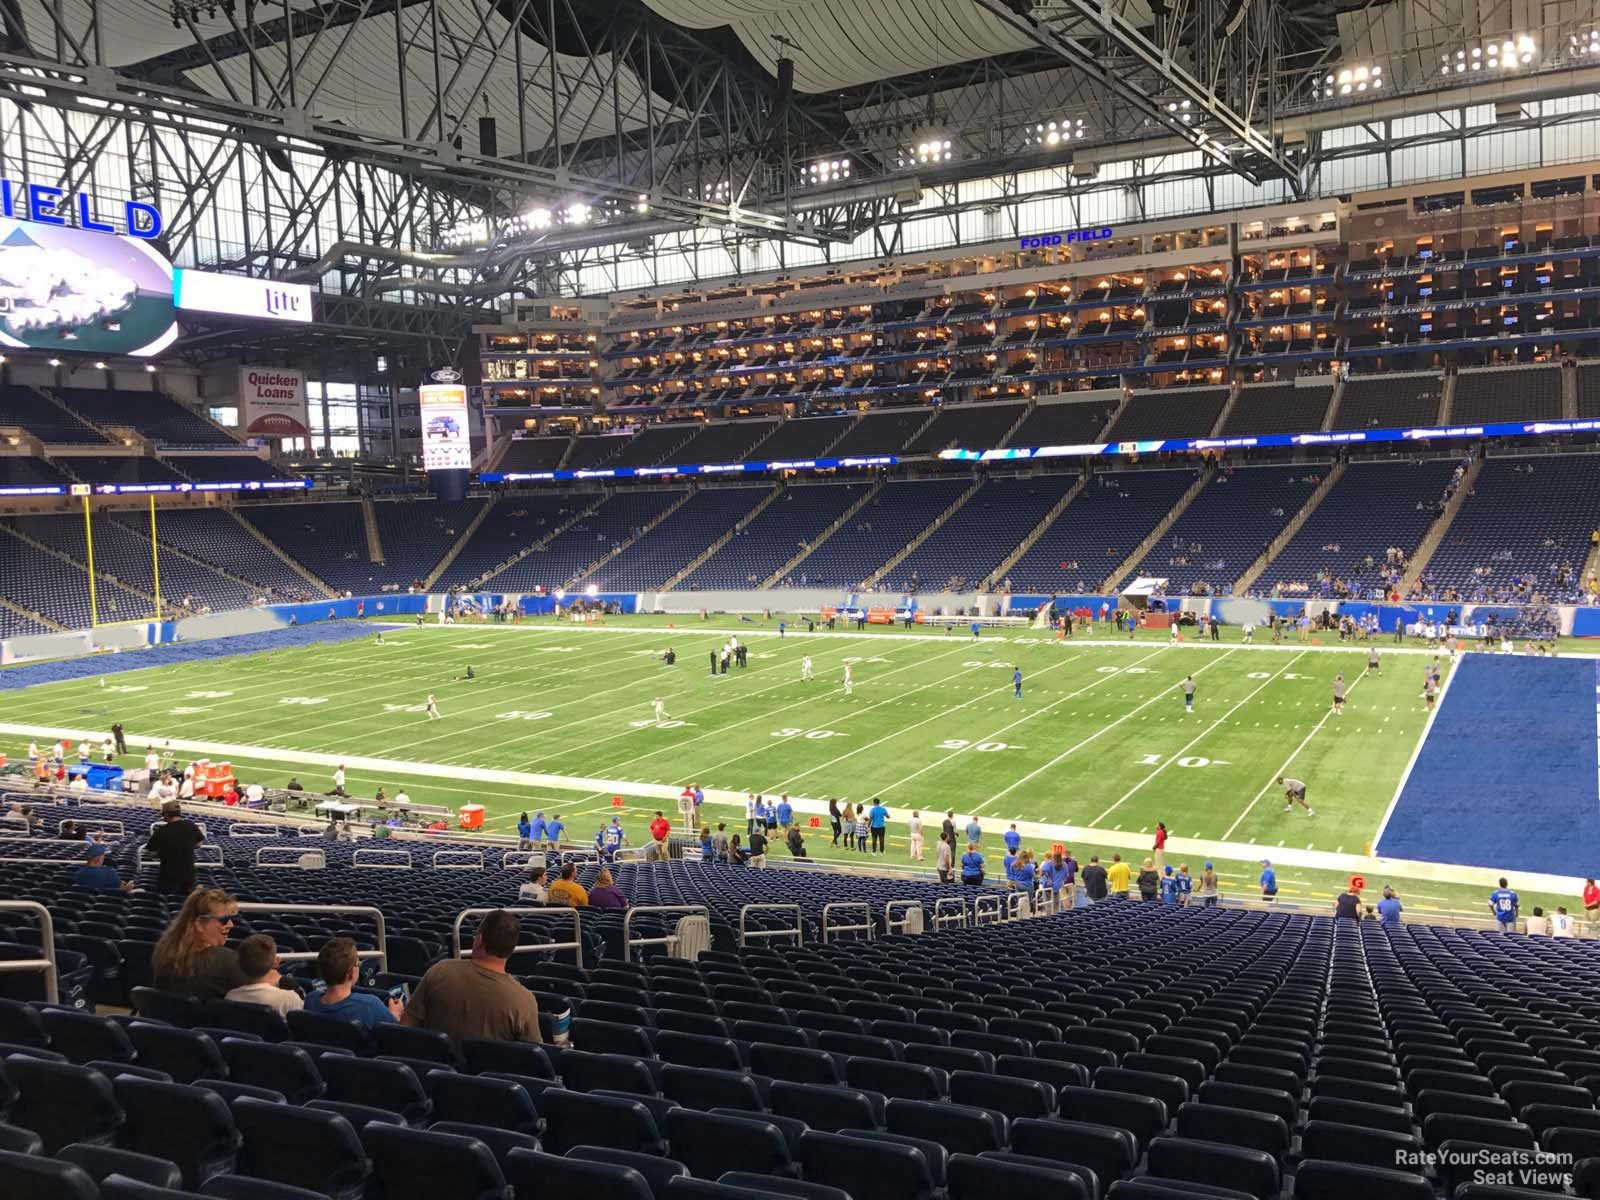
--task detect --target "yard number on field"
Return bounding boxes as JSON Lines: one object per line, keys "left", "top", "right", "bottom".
{"left": 496, "top": 710, "right": 554, "bottom": 721}
{"left": 937, "top": 739, "right": 1021, "bottom": 753}
{"left": 278, "top": 696, "right": 328, "bottom": 705}
{"left": 1136, "top": 753, "right": 1230, "bottom": 768}
{"left": 771, "top": 727, "right": 845, "bottom": 740}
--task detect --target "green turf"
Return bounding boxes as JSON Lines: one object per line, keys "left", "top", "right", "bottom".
{"left": 0, "top": 613, "right": 1573, "bottom": 923}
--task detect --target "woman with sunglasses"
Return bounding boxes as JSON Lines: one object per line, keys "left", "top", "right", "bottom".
{"left": 152, "top": 888, "right": 247, "bottom": 999}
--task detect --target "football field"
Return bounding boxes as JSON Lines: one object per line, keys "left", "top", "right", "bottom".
{"left": 0, "top": 615, "right": 1579, "bottom": 922}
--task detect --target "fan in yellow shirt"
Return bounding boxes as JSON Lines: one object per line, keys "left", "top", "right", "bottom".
{"left": 1105, "top": 854, "right": 1132, "bottom": 897}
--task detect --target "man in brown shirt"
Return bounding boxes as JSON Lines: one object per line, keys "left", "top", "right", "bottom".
{"left": 401, "top": 909, "right": 542, "bottom": 1044}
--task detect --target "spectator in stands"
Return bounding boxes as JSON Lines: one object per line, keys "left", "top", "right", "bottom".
{"left": 647, "top": 810, "right": 672, "bottom": 861}
{"left": 72, "top": 844, "right": 134, "bottom": 892}
{"left": 1554, "top": 906, "right": 1576, "bottom": 938}
{"left": 225, "top": 934, "right": 304, "bottom": 1016}
{"left": 960, "top": 842, "right": 985, "bottom": 886}
{"left": 1377, "top": 887, "right": 1403, "bottom": 926}
{"left": 403, "top": 909, "right": 541, "bottom": 1045}
{"left": 547, "top": 863, "right": 589, "bottom": 906}
{"left": 936, "top": 831, "right": 953, "bottom": 883}
{"left": 868, "top": 798, "right": 889, "bottom": 854}
{"left": 748, "top": 825, "right": 769, "bottom": 867}
{"left": 1334, "top": 883, "right": 1362, "bottom": 920}
{"left": 1583, "top": 878, "right": 1600, "bottom": 927}
{"left": 786, "top": 823, "right": 807, "bottom": 858}
{"left": 728, "top": 833, "right": 747, "bottom": 866}
{"left": 1489, "top": 877, "right": 1520, "bottom": 931}
{"left": 517, "top": 812, "right": 533, "bottom": 849}
{"left": 1259, "top": 860, "right": 1278, "bottom": 902}
{"left": 1137, "top": 858, "right": 1160, "bottom": 902}
{"left": 942, "top": 811, "right": 956, "bottom": 846}
{"left": 588, "top": 868, "right": 628, "bottom": 909}
{"left": 1081, "top": 856, "right": 1108, "bottom": 904}
{"left": 829, "top": 798, "right": 842, "bottom": 846}
{"left": 1197, "top": 862, "right": 1220, "bottom": 907}
{"left": 518, "top": 866, "right": 548, "bottom": 903}
{"left": 152, "top": 888, "right": 245, "bottom": 1000}
{"left": 304, "top": 937, "right": 400, "bottom": 1028}
{"left": 1525, "top": 906, "right": 1550, "bottom": 935}
{"left": 965, "top": 815, "right": 982, "bottom": 846}
{"left": 711, "top": 822, "right": 729, "bottom": 862}
{"left": 144, "top": 801, "right": 205, "bottom": 896}
{"left": 1105, "top": 853, "right": 1131, "bottom": 899}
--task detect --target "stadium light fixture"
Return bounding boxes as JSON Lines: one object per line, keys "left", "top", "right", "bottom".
{"left": 563, "top": 202, "right": 590, "bottom": 226}
{"left": 896, "top": 137, "right": 954, "bottom": 169}
{"left": 93, "top": 361, "right": 106, "bottom": 370}
{"left": 1571, "top": 30, "right": 1600, "bottom": 55}
{"left": 1321, "top": 64, "right": 1382, "bottom": 99}
{"left": 1444, "top": 35, "right": 1535, "bottom": 74}
{"left": 48, "top": 358, "right": 60, "bottom": 367}
{"left": 804, "top": 158, "right": 852, "bottom": 186}
{"left": 1030, "top": 118, "right": 1087, "bottom": 147}
{"left": 145, "top": 364, "right": 157, "bottom": 373}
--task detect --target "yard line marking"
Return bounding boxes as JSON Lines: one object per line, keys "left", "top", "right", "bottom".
{"left": 1090, "top": 650, "right": 1308, "bottom": 827}
{"left": 1220, "top": 669, "right": 1372, "bottom": 840}
{"left": 1369, "top": 658, "right": 1458, "bottom": 852}
{"left": 591, "top": 641, "right": 987, "bottom": 777}
{"left": 876, "top": 646, "right": 1174, "bottom": 803}
{"left": 763, "top": 652, "right": 1091, "bottom": 793}
{"left": 973, "top": 649, "right": 1238, "bottom": 814}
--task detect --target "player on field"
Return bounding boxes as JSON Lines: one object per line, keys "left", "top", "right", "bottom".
{"left": 843, "top": 662, "right": 854, "bottom": 696}
{"left": 652, "top": 696, "right": 669, "bottom": 725}
{"left": 1423, "top": 676, "right": 1438, "bottom": 710}
{"left": 1242, "top": 620, "right": 1254, "bottom": 644}
{"left": 1331, "top": 674, "right": 1346, "bottom": 714}
{"left": 1013, "top": 667, "right": 1023, "bottom": 699}
{"left": 425, "top": 692, "right": 441, "bottom": 720}
{"left": 1182, "top": 675, "right": 1195, "bottom": 713}
{"left": 1366, "top": 646, "right": 1380, "bottom": 674}
{"left": 802, "top": 655, "right": 813, "bottom": 681}
{"left": 1278, "top": 775, "right": 1314, "bottom": 815}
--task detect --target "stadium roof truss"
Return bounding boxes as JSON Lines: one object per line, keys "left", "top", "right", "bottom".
{"left": 2, "top": 0, "right": 1600, "bottom": 326}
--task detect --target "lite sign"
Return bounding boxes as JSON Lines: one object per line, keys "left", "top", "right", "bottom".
{"left": 175, "top": 270, "right": 312, "bottom": 324}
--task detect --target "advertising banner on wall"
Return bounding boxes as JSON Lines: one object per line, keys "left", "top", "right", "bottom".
{"left": 238, "top": 366, "right": 309, "bottom": 438}
{"left": 175, "top": 270, "right": 312, "bottom": 323}
{"left": 419, "top": 369, "right": 472, "bottom": 471}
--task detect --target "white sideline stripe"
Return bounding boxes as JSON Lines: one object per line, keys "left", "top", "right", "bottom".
{"left": 1088, "top": 651, "right": 1308, "bottom": 827}
{"left": 1370, "top": 657, "right": 1460, "bottom": 852}
{"left": 3, "top": 715, "right": 1587, "bottom": 898}
{"left": 973, "top": 648, "right": 1237, "bottom": 814}
{"left": 1220, "top": 668, "right": 1371, "bottom": 841}
{"left": 411, "top": 622, "right": 1477, "bottom": 656}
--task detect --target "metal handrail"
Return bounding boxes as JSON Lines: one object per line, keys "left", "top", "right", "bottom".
{"left": 451, "top": 907, "right": 583, "bottom": 969}
{"left": 228, "top": 824, "right": 284, "bottom": 838}
{"left": 352, "top": 849, "right": 413, "bottom": 869}
{"left": 621, "top": 904, "right": 710, "bottom": 961}
{"left": 254, "top": 846, "right": 326, "bottom": 869}
{"left": 500, "top": 851, "right": 547, "bottom": 870}
{"left": 432, "top": 850, "right": 484, "bottom": 871}
{"left": 821, "top": 901, "right": 874, "bottom": 944}
{"left": 933, "top": 897, "right": 969, "bottom": 929}
{"left": 738, "top": 903, "right": 803, "bottom": 947}
{"left": 137, "top": 844, "right": 224, "bottom": 870}
{"left": 296, "top": 824, "right": 329, "bottom": 836}
{"left": 973, "top": 894, "right": 1004, "bottom": 925}
{"left": 235, "top": 902, "right": 387, "bottom": 971}
{"left": 0, "top": 900, "right": 56, "bottom": 1004}
{"left": 63, "top": 819, "right": 124, "bottom": 836}
{"left": 1004, "top": 891, "right": 1032, "bottom": 920}
{"left": 884, "top": 900, "right": 925, "bottom": 936}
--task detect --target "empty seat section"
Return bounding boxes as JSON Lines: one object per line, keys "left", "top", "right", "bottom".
{"left": 677, "top": 483, "right": 869, "bottom": 591}
{"left": 828, "top": 410, "right": 933, "bottom": 457}
{"left": 1104, "top": 389, "right": 1228, "bottom": 440}
{"left": 884, "top": 475, "right": 1079, "bottom": 593}
{"left": 431, "top": 494, "right": 596, "bottom": 589}
{"left": 55, "top": 389, "right": 242, "bottom": 446}
{"left": 1336, "top": 372, "right": 1444, "bottom": 429}
{"left": 782, "top": 478, "right": 970, "bottom": 589}
{"left": 577, "top": 487, "right": 770, "bottom": 591}
{"left": 1451, "top": 365, "right": 1561, "bottom": 423}
{"left": 482, "top": 489, "right": 685, "bottom": 591}
{"left": 904, "top": 403, "right": 1026, "bottom": 454}
{"left": 1221, "top": 382, "right": 1334, "bottom": 435}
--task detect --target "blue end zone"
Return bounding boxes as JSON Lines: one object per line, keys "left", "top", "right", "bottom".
{"left": 1376, "top": 655, "right": 1600, "bottom": 876}
{"left": 0, "top": 622, "right": 405, "bottom": 692}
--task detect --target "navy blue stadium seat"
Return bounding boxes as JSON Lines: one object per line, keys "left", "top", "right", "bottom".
{"left": 503, "top": 1149, "right": 652, "bottom": 1200}
{"left": 0, "top": 1151, "right": 100, "bottom": 1200}
{"left": 320, "top": 1056, "right": 430, "bottom": 1123}
{"left": 425, "top": 1072, "right": 539, "bottom": 1136}
{"left": 947, "top": 1151, "right": 1092, "bottom": 1200}
{"left": 113, "top": 1076, "right": 240, "bottom": 1188}
{"left": 201, "top": 1179, "right": 330, "bottom": 1200}
{"left": 232, "top": 1097, "right": 369, "bottom": 1200}
{"left": 126, "top": 1026, "right": 226, "bottom": 1084}
{"left": 360, "top": 1122, "right": 511, "bottom": 1200}
{"left": 659, "top": 1064, "right": 765, "bottom": 1113}
{"left": 1010, "top": 1118, "right": 1138, "bottom": 1193}
{"left": 567, "top": 1146, "right": 689, "bottom": 1199}
{"left": 6, "top": 1056, "right": 122, "bottom": 1152}
{"left": 885, "top": 1099, "right": 1005, "bottom": 1156}
{"left": 58, "top": 1145, "right": 183, "bottom": 1189}
{"left": 798, "top": 1128, "right": 938, "bottom": 1200}
{"left": 539, "top": 1089, "right": 666, "bottom": 1156}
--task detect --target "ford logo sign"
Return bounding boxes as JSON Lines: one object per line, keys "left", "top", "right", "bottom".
{"left": 430, "top": 367, "right": 463, "bottom": 383}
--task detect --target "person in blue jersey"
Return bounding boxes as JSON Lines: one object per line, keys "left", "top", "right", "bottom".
{"left": 1003, "top": 824, "right": 1021, "bottom": 855}
{"left": 601, "top": 816, "right": 626, "bottom": 860}
{"left": 1009, "top": 850, "right": 1036, "bottom": 894}
{"left": 1002, "top": 847, "right": 1018, "bottom": 880}
{"left": 1013, "top": 666, "right": 1022, "bottom": 699}
{"left": 960, "top": 842, "right": 985, "bottom": 886}
{"left": 528, "top": 811, "right": 547, "bottom": 847}
{"left": 867, "top": 799, "right": 889, "bottom": 854}
{"left": 776, "top": 796, "right": 793, "bottom": 831}
{"left": 303, "top": 937, "right": 401, "bottom": 1030}
{"left": 965, "top": 816, "right": 982, "bottom": 846}
{"left": 543, "top": 814, "right": 564, "bottom": 847}
{"left": 1039, "top": 851, "right": 1069, "bottom": 905}
{"left": 971, "top": 620, "right": 981, "bottom": 639}
{"left": 516, "top": 812, "right": 533, "bottom": 849}
{"left": 752, "top": 796, "right": 768, "bottom": 833}
{"left": 1489, "top": 878, "right": 1520, "bottom": 931}
{"left": 1259, "top": 859, "right": 1278, "bottom": 902}
{"left": 1160, "top": 865, "right": 1179, "bottom": 905}
{"left": 1376, "top": 886, "right": 1403, "bottom": 925}
{"left": 1175, "top": 864, "right": 1193, "bottom": 906}
{"left": 698, "top": 826, "right": 714, "bottom": 864}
